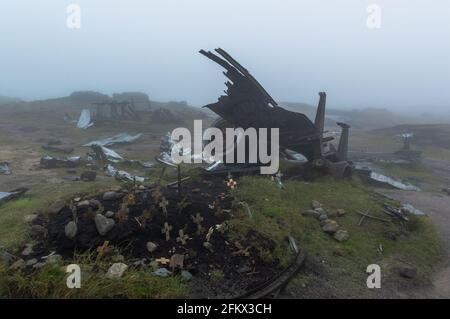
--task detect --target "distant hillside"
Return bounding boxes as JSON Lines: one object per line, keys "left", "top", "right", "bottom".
{"left": 372, "top": 124, "right": 450, "bottom": 149}
{"left": 281, "top": 102, "right": 423, "bottom": 130}
{"left": 0, "top": 91, "right": 212, "bottom": 120}
{"left": 0, "top": 95, "right": 22, "bottom": 105}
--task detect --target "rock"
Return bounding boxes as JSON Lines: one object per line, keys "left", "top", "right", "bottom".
{"left": 315, "top": 207, "right": 326, "bottom": 215}
{"left": 48, "top": 199, "right": 66, "bottom": 215}
{"left": 399, "top": 265, "right": 417, "bottom": 279}
{"left": 77, "top": 200, "right": 90, "bottom": 209}
{"left": 203, "top": 242, "right": 214, "bottom": 252}
{"left": 333, "top": 230, "right": 350, "bottom": 242}
{"left": 89, "top": 199, "right": 101, "bottom": 209}
{"left": 132, "top": 259, "right": 146, "bottom": 267}
{"left": 25, "top": 258, "right": 38, "bottom": 267}
{"left": 1, "top": 251, "right": 15, "bottom": 265}
{"left": 21, "top": 244, "right": 34, "bottom": 256}
{"left": 320, "top": 219, "right": 332, "bottom": 226}
{"left": 103, "top": 191, "right": 118, "bottom": 201}
{"left": 322, "top": 220, "right": 339, "bottom": 234}
{"left": 181, "top": 270, "right": 193, "bottom": 281}
{"left": 327, "top": 210, "right": 337, "bottom": 218}
{"left": 237, "top": 265, "right": 252, "bottom": 273}
{"left": 302, "top": 210, "right": 320, "bottom": 218}
{"left": 23, "top": 214, "right": 39, "bottom": 224}
{"left": 80, "top": 171, "right": 97, "bottom": 181}
{"left": 65, "top": 221, "right": 78, "bottom": 239}
{"left": 336, "top": 209, "right": 346, "bottom": 217}
{"left": 152, "top": 267, "right": 172, "bottom": 277}
{"left": 318, "top": 214, "right": 328, "bottom": 221}
{"left": 95, "top": 214, "right": 115, "bottom": 236}
{"left": 146, "top": 241, "right": 158, "bottom": 253}
{"left": 311, "top": 200, "right": 321, "bottom": 209}
{"left": 105, "top": 211, "right": 115, "bottom": 218}
{"left": 30, "top": 225, "right": 46, "bottom": 239}
{"left": 33, "top": 262, "right": 47, "bottom": 269}
{"left": 106, "top": 263, "right": 128, "bottom": 278}
{"left": 46, "top": 254, "right": 62, "bottom": 264}
{"left": 9, "top": 259, "right": 25, "bottom": 271}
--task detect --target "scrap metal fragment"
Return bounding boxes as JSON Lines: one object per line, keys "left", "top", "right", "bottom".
{"left": 104, "top": 164, "right": 145, "bottom": 183}
{"left": 0, "top": 162, "right": 11, "bottom": 175}
{"left": 77, "top": 109, "right": 94, "bottom": 129}
{"left": 83, "top": 133, "right": 143, "bottom": 147}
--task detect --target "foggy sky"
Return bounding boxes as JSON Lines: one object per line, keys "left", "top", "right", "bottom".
{"left": 0, "top": 0, "right": 449, "bottom": 113}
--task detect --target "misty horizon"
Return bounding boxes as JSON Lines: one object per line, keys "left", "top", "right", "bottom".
{"left": 1, "top": 0, "right": 449, "bottom": 114}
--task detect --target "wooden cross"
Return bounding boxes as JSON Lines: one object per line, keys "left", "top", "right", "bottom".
{"left": 159, "top": 197, "right": 169, "bottom": 217}
{"left": 176, "top": 229, "right": 190, "bottom": 245}
{"left": 191, "top": 213, "right": 204, "bottom": 225}
{"left": 227, "top": 178, "right": 237, "bottom": 189}
{"left": 205, "top": 227, "right": 214, "bottom": 242}
{"left": 127, "top": 193, "right": 136, "bottom": 205}
{"left": 96, "top": 241, "right": 112, "bottom": 258}
{"left": 155, "top": 257, "right": 170, "bottom": 265}
{"left": 161, "top": 222, "right": 172, "bottom": 241}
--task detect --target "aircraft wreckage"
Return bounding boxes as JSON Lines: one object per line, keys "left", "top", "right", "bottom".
{"left": 200, "top": 48, "right": 352, "bottom": 178}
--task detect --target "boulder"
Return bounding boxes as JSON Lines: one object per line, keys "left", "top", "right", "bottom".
{"left": 89, "top": 199, "right": 101, "bottom": 209}
{"left": 25, "top": 258, "right": 38, "bottom": 267}
{"left": 322, "top": 220, "right": 339, "bottom": 234}
{"left": 65, "top": 221, "right": 78, "bottom": 239}
{"left": 77, "top": 200, "right": 90, "bottom": 209}
{"left": 302, "top": 210, "right": 320, "bottom": 218}
{"left": 146, "top": 242, "right": 158, "bottom": 253}
{"left": 48, "top": 199, "right": 66, "bottom": 215}
{"left": 336, "top": 209, "right": 346, "bottom": 217}
{"left": 399, "top": 265, "right": 417, "bottom": 279}
{"left": 103, "top": 191, "right": 118, "bottom": 201}
{"left": 106, "top": 263, "right": 128, "bottom": 278}
{"left": 9, "top": 259, "right": 25, "bottom": 271}
{"left": 30, "top": 225, "right": 46, "bottom": 240}
{"left": 21, "top": 244, "right": 33, "bottom": 256}
{"left": 181, "top": 270, "right": 193, "bottom": 281}
{"left": 333, "top": 230, "right": 350, "bottom": 242}
{"left": 105, "top": 211, "right": 115, "bottom": 218}
{"left": 23, "top": 214, "right": 39, "bottom": 224}
{"left": 311, "top": 200, "right": 321, "bottom": 209}
{"left": 0, "top": 251, "right": 15, "bottom": 266}
{"left": 80, "top": 171, "right": 97, "bottom": 182}
{"left": 315, "top": 207, "right": 326, "bottom": 215}
{"left": 95, "top": 214, "right": 115, "bottom": 236}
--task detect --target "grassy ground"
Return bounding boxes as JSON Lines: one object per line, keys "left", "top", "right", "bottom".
{"left": 229, "top": 175, "right": 443, "bottom": 298}
{"left": 0, "top": 172, "right": 443, "bottom": 298}
{"left": 376, "top": 162, "right": 443, "bottom": 192}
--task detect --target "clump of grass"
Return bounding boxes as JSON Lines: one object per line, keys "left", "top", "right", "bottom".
{"left": 0, "top": 250, "right": 187, "bottom": 299}
{"left": 209, "top": 269, "right": 225, "bottom": 282}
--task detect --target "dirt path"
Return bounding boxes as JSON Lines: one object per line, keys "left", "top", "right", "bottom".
{"left": 376, "top": 189, "right": 450, "bottom": 298}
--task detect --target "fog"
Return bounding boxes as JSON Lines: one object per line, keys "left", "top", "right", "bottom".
{"left": 0, "top": 0, "right": 449, "bottom": 114}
